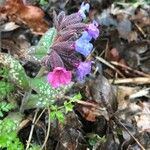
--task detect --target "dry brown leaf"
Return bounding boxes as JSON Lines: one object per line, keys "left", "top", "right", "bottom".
{"left": 132, "top": 8, "right": 150, "bottom": 27}
{"left": 0, "top": 0, "right": 48, "bottom": 34}
{"left": 116, "top": 86, "right": 139, "bottom": 110}
{"left": 76, "top": 104, "right": 97, "bottom": 122}
{"left": 127, "top": 31, "right": 138, "bottom": 42}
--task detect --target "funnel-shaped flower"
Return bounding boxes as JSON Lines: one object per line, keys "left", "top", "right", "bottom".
{"left": 78, "top": 2, "right": 90, "bottom": 20}
{"left": 47, "top": 67, "right": 72, "bottom": 88}
{"left": 75, "top": 38, "right": 93, "bottom": 57}
{"left": 76, "top": 61, "right": 92, "bottom": 80}
{"left": 80, "top": 2, "right": 90, "bottom": 12}
{"left": 87, "top": 21, "right": 99, "bottom": 39}
{"left": 80, "top": 31, "right": 92, "bottom": 41}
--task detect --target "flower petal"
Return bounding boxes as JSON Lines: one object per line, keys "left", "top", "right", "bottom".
{"left": 80, "top": 31, "right": 92, "bottom": 41}
{"left": 80, "top": 2, "right": 90, "bottom": 13}
{"left": 78, "top": 2, "right": 90, "bottom": 20}
{"left": 76, "top": 61, "right": 92, "bottom": 80}
{"left": 47, "top": 67, "right": 72, "bottom": 88}
{"left": 87, "top": 21, "right": 99, "bottom": 39}
{"left": 75, "top": 39, "right": 93, "bottom": 57}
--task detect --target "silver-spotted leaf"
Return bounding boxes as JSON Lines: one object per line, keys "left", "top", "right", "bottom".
{"left": 29, "top": 27, "right": 57, "bottom": 61}
{"left": 0, "top": 53, "right": 30, "bottom": 91}
{"left": 28, "top": 77, "right": 73, "bottom": 109}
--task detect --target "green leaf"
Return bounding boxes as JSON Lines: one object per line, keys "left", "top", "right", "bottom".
{"left": 50, "top": 111, "right": 57, "bottom": 120}
{"left": 0, "top": 118, "right": 24, "bottom": 150}
{"left": 29, "top": 27, "right": 57, "bottom": 61}
{"left": 39, "top": 0, "right": 48, "bottom": 5}
{"left": 25, "top": 77, "right": 73, "bottom": 109}
{"left": 70, "top": 93, "right": 82, "bottom": 102}
{"left": 0, "top": 53, "right": 30, "bottom": 91}
{"left": 49, "top": 105, "right": 65, "bottom": 123}
{"left": 28, "top": 144, "right": 41, "bottom": 150}
{"left": 0, "top": 102, "right": 15, "bottom": 117}
{"left": 0, "top": 81, "right": 14, "bottom": 98}
{"left": 55, "top": 111, "right": 65, "bottom": 124}
{"left": 64, "top": 101, "right": 74, "bottom": 113}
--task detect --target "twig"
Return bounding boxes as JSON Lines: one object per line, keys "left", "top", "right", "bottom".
{"left": 134, "top": 23, "right": 146, "bottom": 38}
{"left": 129, "top": 88, "right": 150, "bottom": 99}
{"left": 77, "top": 100, "right": 105, "bottom": 111}
{"left": 114, "top": 117, "right": 146, "bottom": 150}
{"left": 35, "top": 108, "right": 46, "bottom": 125}
{"left": 109, "top": 77, "right": 150, "bottom": 85}
{"left": 40, "top": 108, "right": 51, "bottom": 150}
{"left": 104, "top": 39, "right": 109, "bottom": 58}
{"left": 110, "top": 61, "right": 150, "bottom": 77}
{"left": 96, "top": 56, "right": 125, "bottom": 77}
{"left": 64, "top": 96, "right": 106, "bottom": 112}
{"left": 26, "top": 109, "right": 39, "bottom": 150}
{"left": 99, "top": 88, "right": 145, "bottom": 149}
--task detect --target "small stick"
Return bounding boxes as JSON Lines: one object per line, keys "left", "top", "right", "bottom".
{"left": 64, "top": 96, "right": 106, "bottom": 111}
{"left": 101, "top": 90, "right": 145, "bottom": 150}
{"left": 96, "top": 56, "right": 125, "bottom": 77}
{"left": 114, "top": 117, "right": 146, "bottom": 150}
{"left": 109, "top": 77, "right": 150, "bottom": 85}
{"left": 77, "top": 100, "right": 106, "bottom": 111}
{"left": 26, "top": 109, "right": 39, "bottom": 150}
{"left": 129, "top": 88, "right": 150, "bottom": 99}
{"left": 40, "top": 108, "right": 51, "bottom": 150}
{"left": 35, "top": 108, "right": 46, "bottom": 125}
{"left": 110, "top": 61, "right": 150, "bottom": 77}
{"left": 134, "top": 23, "right": 146, "bottom": 38}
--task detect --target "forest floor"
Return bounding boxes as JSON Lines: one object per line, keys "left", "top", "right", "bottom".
{"left": 0, "top": 0, "right": 150, "bottom": 150}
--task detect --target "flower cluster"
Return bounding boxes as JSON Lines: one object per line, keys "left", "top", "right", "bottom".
{"left": 46, "top": 2, "right": 99, "bottom": 88}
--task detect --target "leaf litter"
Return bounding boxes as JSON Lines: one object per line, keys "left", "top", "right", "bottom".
{"left": 0, "top": 0, "right": 150, "bottom": 150}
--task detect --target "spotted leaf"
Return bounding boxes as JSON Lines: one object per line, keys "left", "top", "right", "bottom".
{"left": 0, "top": 53, "right": 30, "bottom": 91}
{"left": 29, "top": 27, "right": 57, "bottom": 61}
{"left": 28, "top": 77, "right": 73, "bottom": 108}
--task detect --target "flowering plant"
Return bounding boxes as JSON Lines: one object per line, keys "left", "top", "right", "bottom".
{"left": 42, "top": 2, "right": 99, "bottom": 88}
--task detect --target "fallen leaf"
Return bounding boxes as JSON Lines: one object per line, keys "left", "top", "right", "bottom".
{"left": 135, "top": 102, "right": 150, "bottom": 132}
{"left": 0, "top": 0, "right": 48, "bottom": 34}
{"left": 0, "top": 22, "right": 19, "bottom": 31}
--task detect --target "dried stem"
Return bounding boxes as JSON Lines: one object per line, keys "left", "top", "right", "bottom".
{"left": 96, "top": 56, "right": 125, "bottom": 77}
{"left": 26, "top": 109, "right": 39, "bottom": 150}
{"left": 40, "top": 108, "right": 51, "bottom": 150}
{"left": 110, "top": 61, "right": 150, "bottom": 77}
{"left": 114, "top": 117, "right": 146, "bottom": 150}
{"left": 109, "top": 77, "right": 150, "bottom": 85}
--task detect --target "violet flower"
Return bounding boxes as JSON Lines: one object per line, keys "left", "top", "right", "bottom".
{"left": 75, "top": 38, "right": 93, "bottom": 57}
{"left": 86, "top": 21, "right": 99, "bottom": 39}
{"left": 80, "top": 31, "right": 92, "bottom": 41}
{"left": 47, "top": 67, "right": 72, "bottom": 88}
{"left": 76, "top": 61, "right": 92, "bottom": 80}
{"left": 78, "top": 2, "right": 90, "bottom": 20}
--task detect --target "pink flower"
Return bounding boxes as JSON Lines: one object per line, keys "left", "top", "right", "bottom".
{"left": 47, "top": 67, "right": 72, "bottom": 88}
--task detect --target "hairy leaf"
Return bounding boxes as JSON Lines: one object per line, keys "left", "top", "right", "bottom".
{"left": 29, "top": 27, "right": 57, "bottom": 61}
{"left": 26, "top": 77, "right": 73, "bottom": 109}
{"left": 0, "top": 53, "right": 30, "bottom": 91}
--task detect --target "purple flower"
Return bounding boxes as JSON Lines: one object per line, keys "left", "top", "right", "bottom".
{"left": 80, "top": 31, "right": 92, "bottom": 41}
{"left": 76, "top": 61, "right": 92, "bottom": 80}
{"left": 87, "top": 21, "right": 99, "bottom": 39}
{"left": 78, "top": 2, "right": 90, "bottom": 20}
{"left": 75, "top": 38, "right": 93, "bottom": 57}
